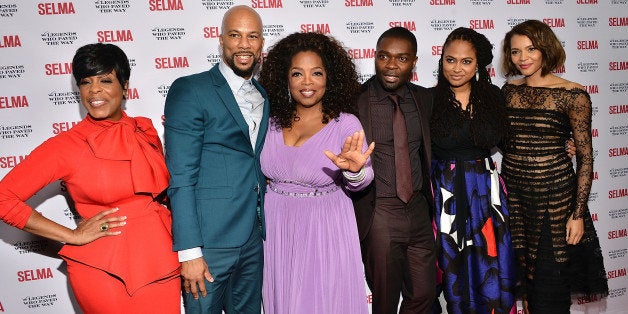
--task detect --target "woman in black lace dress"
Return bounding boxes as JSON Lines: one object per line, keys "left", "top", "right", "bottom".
{"left": 500, "top": 19, "right": 608, "bottom": 313}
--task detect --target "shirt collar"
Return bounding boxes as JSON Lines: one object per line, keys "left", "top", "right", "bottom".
{"left": 218, "top": 61, "right": 249, "bottom": 95}
{"left": 373, "top": 79, "right": 410, "bottom": 103}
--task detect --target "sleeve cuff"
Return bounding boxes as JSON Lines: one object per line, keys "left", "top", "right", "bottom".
{"left": 178, "top": 247, "right": 203, "bottom": 262}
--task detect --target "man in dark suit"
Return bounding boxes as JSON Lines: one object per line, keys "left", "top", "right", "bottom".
{"left": 352, "top": 27, "right": 436, "bottom": 313}
{"left": 163, "top": 5, "right": 268, "bottom": 313}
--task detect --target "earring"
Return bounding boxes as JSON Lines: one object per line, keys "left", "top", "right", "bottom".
{"left": 288, "top": 89, "right": 292, "bottom": 103}
{"left": 475, "top": 69, "right": 479, "bottom": 81}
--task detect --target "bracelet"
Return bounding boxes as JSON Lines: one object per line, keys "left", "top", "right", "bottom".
{"left": 342, "top": 167, "right": 366, "bottom": 183}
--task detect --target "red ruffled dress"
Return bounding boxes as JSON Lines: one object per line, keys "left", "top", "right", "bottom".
{"left": 0, "top": 112, "right": 180, "bottom": 312}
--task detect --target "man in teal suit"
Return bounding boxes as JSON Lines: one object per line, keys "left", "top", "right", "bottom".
{"left": 163, "top": 5, "right": 268, "bottom": 313}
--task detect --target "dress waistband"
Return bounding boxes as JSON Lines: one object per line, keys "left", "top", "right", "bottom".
{"left": 76, "top": 196, "right": 167, "bottom": 220}
{"left": 268, "top": 179, "right": 340, "bottom": 198}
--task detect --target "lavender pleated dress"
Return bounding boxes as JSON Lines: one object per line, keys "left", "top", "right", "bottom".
{"left": 260, "top": 113, "right": 372, "bottom": 314}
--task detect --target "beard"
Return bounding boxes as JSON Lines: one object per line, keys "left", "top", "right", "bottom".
{"left": 225, "top": 54, "right": 259, "bottom": 79}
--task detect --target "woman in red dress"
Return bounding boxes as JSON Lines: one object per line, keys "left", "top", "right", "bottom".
{"left": 0, "top": 43, "right": 180, "bottom": 313}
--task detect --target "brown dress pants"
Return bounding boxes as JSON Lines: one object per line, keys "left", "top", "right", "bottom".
{"left": 361, "top": 193, "right": 436, "bottom": 314}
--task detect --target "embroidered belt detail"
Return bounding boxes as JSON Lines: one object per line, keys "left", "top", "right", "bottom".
{"left": 268, "top": 180, "right": 340, "bottom": 197}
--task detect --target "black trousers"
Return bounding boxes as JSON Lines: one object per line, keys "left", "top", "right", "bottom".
{"left": 361, "top": 193, "right": 437, "bottom": 314}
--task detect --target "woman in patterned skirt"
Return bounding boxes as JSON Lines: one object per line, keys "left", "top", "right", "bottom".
{"left": 430, "top": 27, "right": 516, "bottom": 314}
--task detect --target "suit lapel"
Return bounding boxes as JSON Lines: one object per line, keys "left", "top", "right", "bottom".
{"left": 357, "top": 79, "right": 375, "bottom": 143}
{"left": 408, "top": 85, "right": 432, "bottom": 167}
{"left": 252, "top": 79, "right": 269, "bottom": 155}
{"left": 210, "top": 66, "right": 253, "bottom": 146}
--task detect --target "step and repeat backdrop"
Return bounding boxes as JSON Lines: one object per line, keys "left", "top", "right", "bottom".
{"left": 0, "top": 0, "right": 627, "bottom": 313}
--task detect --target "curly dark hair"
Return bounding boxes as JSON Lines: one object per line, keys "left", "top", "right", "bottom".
{"left": 258, "top": 32, "right": 360, "bottom": 129}
{"left": 72, "top": 43, "right": 130, "bottom": 89}
{"left": 501, "top": 19, "right": 565, "bottom": 77}
{"left": 431, "top": 27, "right": 508, "bottom": 150}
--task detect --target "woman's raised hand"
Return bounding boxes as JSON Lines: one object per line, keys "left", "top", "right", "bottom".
{"left": 324, "top": 130, "right": 375, "bottom": 173}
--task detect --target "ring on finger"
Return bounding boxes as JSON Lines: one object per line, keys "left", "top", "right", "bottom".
{"left": 100, "top": 222, "right": 109, "bottom": 232}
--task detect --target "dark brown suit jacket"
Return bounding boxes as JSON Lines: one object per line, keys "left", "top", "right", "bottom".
{"left": 351, "top": 77, "right": 434, "bottom": 240}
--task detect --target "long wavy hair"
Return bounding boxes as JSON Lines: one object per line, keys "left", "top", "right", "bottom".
{"left": 431, "top": 27, "right": 508, "bottom": 149}
{"left": 258, "top": 32, "right": 360, "bottom": 129}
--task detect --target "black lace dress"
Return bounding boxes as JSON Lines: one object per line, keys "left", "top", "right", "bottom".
{"left": 501, "top": 83, "right": 608, "bottom": 313}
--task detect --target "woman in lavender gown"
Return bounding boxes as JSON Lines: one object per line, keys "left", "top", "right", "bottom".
{"left": 258, "top": 32, "right": 375, "bottom": 314}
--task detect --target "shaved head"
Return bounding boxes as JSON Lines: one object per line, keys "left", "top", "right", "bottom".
{"left": 219, "top": 5, "right": 264, "bottom": 79}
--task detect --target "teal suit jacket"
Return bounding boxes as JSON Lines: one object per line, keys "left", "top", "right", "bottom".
{"left": 164, "top": 64, "right": 268, "bottom": 251}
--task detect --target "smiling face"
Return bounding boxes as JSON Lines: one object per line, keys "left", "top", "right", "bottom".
{"left": 288, "top": 50, "right": 326, "bottom": 110}
{"left": 375, "top": 37, "right": 417, "bottom": 92}
{"left": 509, "top": 34, "right": 543, "bottom": 79}
{"left": 79, "top": 70, "right": 126, "bottom": 121}
{"left": 219, "top": 6, "right": 264, "bottom": 79}
{"left": 442, "top": 39, "right": 477, "bottom": 90}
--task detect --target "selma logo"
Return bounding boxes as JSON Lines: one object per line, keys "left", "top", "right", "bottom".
{"left": 345, "top": 0, "right": 373, "bottom": 6}
{"left": 543, "top": 18, "right": 565, "bottom": 28}
{"left": 432, "top": 45, "right": 443, "bottom": 56}
{"left": 37, "top": 2, "right": 75, "bottom": 15}
{"left": 608, "top": 228, "right": 627, "bottom": 239}
{"left": 609, "top": 104, "right": 628, "bottom": 114}
{"left": 126, "top": 87, "right": 139, "bottom": 100}
{"left": 0, "top": 95, "right": 28, "bottom": 109}
{"left": 155, "top": 57, "right": 189, "bottom": 69}
{"left": 577, "top": 294, "right": 599, "bottom": 305}
{"left": 591, "top": 128, "right": 598, "bottom": 137}
{"left": 577, "top": 0, "right": 598, "bottom": 3}
{"left": 347, "top": 48, "right": 375, "bottom": 60}
{"left": 609, "top": 61, "right": 628, "bottom": 71}
{"left": 97, "top": 30, "right": 134, "bottom": 43}
{"left": 607, "top": 267, "right": 627, "bottom": 279}
{"left": 45, "top": 62, "right": 72, "bottom": 75}
{"left": 52, "top": 121, "right": 79, "bottom": 134}
{"left": 17, "top": 268, "right": 53, "bottom": 282}
{"left": 251, "top": 0, "right": 283, "bottom": 8}
{"left": 203, "top": 26, "right": 219, "bottom": 38}
{"left": 609, "top": 17, "right": 628, "bottom": 26}
{"left": 0, "top": 35, "right": 21, "bottom": 48}
{"left": 0, "top": 155, "right": 26, "bottom": 168}
{"left": 507, "top": 0, "right": 530, "bottom": 3}
{"left": 410, "top": 71, "right": 419, "bottom": 82}
{"left": 149, "top": 0, "right": 183, "bottom": 11}
{"left": 584, "top": 85, "right": 598, "bottom": 94}
{"left": 609, "top": 146, "right": 628, "bottom": 157}
{"left": 430, "top": 0, "right": 455, "bottom": 5}
{"left": 300, "top": 23, "right": 331, "bottom": 34}
{"left": 550, "top": 64, "right": 565, "bottom": 74}
{"left": 577, "top": 40, "right": 598, "bottom": 50}
{"left": 609, "top": 188, "right": 628, "bottom": 198}
{"left": 388, "top": 21, "right": 416, "bottom": 31}
{"left": 485, "top": 67, "right": 496, "bottom": 77}
{"left": 470, "top": 19, "right": 494, "bottom": 30}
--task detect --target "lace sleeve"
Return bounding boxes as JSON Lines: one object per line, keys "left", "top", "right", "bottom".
{"left": 567, "top": 90, "right": 593, "bottom": 219}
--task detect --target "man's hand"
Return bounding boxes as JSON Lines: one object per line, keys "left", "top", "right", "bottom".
{"left": 181, "top": 257, "right": 214, "bottom": 299}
